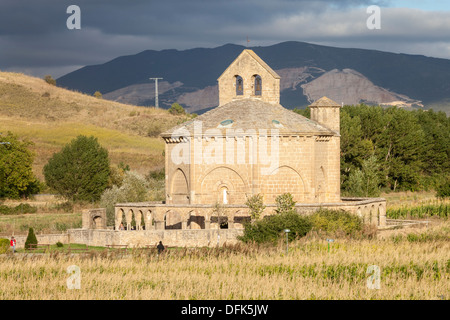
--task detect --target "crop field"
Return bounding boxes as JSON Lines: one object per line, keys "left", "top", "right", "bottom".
{"left": 0, "top": 221, "right": 448, "bottom": 300}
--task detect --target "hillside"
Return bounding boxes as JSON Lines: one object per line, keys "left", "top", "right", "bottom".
{"left": 57, "top": 41, "right": 450, "bottom": 114}
{"left": 0, "top": 71, "right": 186, "bottom": 180}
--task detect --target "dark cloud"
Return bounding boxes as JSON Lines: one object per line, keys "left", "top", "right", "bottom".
{"left": 0, "top": 0, "right": 448, "bottom": 78}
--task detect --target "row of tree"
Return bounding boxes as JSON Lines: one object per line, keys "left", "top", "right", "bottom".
{"left": 295, "top": 105, "right": 450, "bottom": 196}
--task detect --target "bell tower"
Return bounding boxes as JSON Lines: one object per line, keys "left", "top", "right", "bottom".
{"left": 217, "top": 49, "right": 280, "bottom": 106}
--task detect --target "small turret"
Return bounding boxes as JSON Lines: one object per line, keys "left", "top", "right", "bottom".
{"left": 309, "top": 96, "right": 341, "bottom": 134}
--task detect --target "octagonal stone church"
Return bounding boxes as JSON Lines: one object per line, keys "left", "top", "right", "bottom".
{"left": 112, "top": 49, "right": 386, "bottom": 240}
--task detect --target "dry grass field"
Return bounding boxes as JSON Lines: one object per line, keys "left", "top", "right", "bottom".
{"left": 0, "top": 193, "right": 447, "bottom": 299}
{"left": 0, "top": 221, "right": 448, "bottom": 300}
{"left": 0, "top": 71, "right": 188, "bottom": 179}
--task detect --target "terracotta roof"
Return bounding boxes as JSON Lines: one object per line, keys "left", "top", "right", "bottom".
{"left": 161, "top": 99, "right": 335, "bottom": 137}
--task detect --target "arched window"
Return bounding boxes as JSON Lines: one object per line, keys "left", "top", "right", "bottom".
{"left": 254, "top": 75, "right": 262, "bottom": 96}
{"left": 221, "top": 187, "right": 228, "bottom": 204}
{"left": 235, "top": 75, "right": 243, "bottom": 95}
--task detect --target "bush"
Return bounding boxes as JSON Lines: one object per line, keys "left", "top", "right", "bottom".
{"left": 147, "top": 123, "right": 163, "bottom": 137}
{"left": 93, "top": 91, "right": 102, "bottom": 99}
{"left": 43, "top": 75, "right": 56, "bottom": 86}
{"left": 25, "top": 227, "right": 38, "bottom": 250}
{"left": 0, "top": 238, "right": 10, "bottom": 254}
{"left": 168, "top": 103, "right": 185, "bottom": 115}
{"left": 245, "top": 194, "right": 265, "bottom": 221}
{"left": 43, "top": 135, "right": 110, "bottom": 202}
{"left": 0, "top": 203, "right": 38, "bottom": 215}
{"left": 56, "top": 241, "right": 64, "bottom": 248}
{"left": 308, "top": 209, "right": 363, "bottom": 237}
{"left": 238, "top": 211, "right": 312, "bottom": 244}
{"left": 54, "top": 201, "right": 74, "bottom": 213}
{"left": 275, "top": 193, "right": 296, "bottom": 214}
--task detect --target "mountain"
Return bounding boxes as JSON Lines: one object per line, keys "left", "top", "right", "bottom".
{"left": 57, "top": 41, "right": 450, "bottom": 114}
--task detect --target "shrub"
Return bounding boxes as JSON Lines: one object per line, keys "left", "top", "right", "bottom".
{"left": 168, "top": 103, "right": 185, "bottom": 115}
{"left": 147, "top": 123, "right": 163, "bottom": 137}
{"left": 0, "top": 238, "right": 10, "bottom": 254}
{"left": 43, "top": 75, "right": 56, "bottom": 86}
{"left": 275, "top": 193, "right": 296, "bottom": 214}
{"left": 54, "top": 201, "right": 73, "bottom": 213}
{"left": 308, "top": 209, "right": 363, "bottom": 237}
{"left": 93, "top": 91, "right": 102, "bottom": 99}
{"left": 14, "top": 203, "right": 38, "bottom": 214}
{"left": 56, "top": 241, "right": 64, "bottom": 248}
{"left": 238, "top": 211, "right": 312, "bottom": 244}
{"left": 0, "top": 203, "right": 38, "bottom": 215}
{"left": 25, "top": 227, "right": 38, "bottom": 250}
{"left": 245, "top": 194, "right": 265, "bottom": 221}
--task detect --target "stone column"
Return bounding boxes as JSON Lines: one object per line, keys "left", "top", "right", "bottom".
{"left": 227, "top": 213, "right": 235, "bottom": 229}
{"left": 378, "top": 204, "right": 386, "bottom": 227}
{"left": 155, "top": 220, "right": 165, "bottom": 230}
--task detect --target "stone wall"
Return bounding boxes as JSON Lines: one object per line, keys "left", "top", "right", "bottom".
{"left": 68, "top": 228, "right": 244, "bottom": 248}
{"left": 7, "top": 233, "right": 69, "bottom": 249}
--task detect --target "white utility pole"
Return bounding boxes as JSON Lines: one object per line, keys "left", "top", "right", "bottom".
{"left": 149, "top": 77, "right": 163, "bottom": 108}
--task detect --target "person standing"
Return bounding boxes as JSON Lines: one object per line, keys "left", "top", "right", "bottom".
{"left": 157, "top": 241, "right": 165, "bottom": 254}
{"left": 10, "top": 236, "right": 16, "bottom": 253}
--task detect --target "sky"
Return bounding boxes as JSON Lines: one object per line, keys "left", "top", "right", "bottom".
{"left": 1, "top": 0, "right": 450, "bottom": 78}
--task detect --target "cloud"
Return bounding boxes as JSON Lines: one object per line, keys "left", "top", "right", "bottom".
{"left": 0, "top": 0, "right": 449, "bottom": 78}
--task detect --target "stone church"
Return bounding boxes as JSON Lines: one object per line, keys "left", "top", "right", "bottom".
{"left": 110, "top": 49, "right": 386, "bottom": 244}
{"left": 162, "top": 49, "right": 341, "bottom": 206}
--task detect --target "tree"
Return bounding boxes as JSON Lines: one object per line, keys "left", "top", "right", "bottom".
{"left": 274, "top": 193, "right": 296, "bottom": 214}
{"left": 168, "top": 103, "right": 185, "bottom": 115}
{"left": 100, "top": 171, "right": 150, "bottom": 226}
{"left": 93, "top": 91, "right": 102, "bottom": 99}
{"left": 344, "top": 155, "right": 381, "bottom": 197}
{"left": 436, "top": 178, "right": 450, "bottom": 199}
{"left": 43, "top": 75, "right": 56, "bottom": 86}
{"left": 25, "top": 227, "right": 38, "bottom": 250}
{"left": 44, "top": 135, "right": 110, "bottom": 202}
{"left": 0, "top": 132, "right": 41, "bottom": 199}
{"left": 245, "top": 194, "right": 265, "bottom": 222}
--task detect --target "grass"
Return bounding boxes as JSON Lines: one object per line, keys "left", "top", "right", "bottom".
{"left": 0, "top": 194, "right": 447, "bottom": 299}
{"left": 0, "top": 212, "right": 81, "bottom": 234}
{"left": 0, "top": 223, "right": 448, "bottom": 299}
{"left": 13, "top": 243, "right": 105, "bottom": 254}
